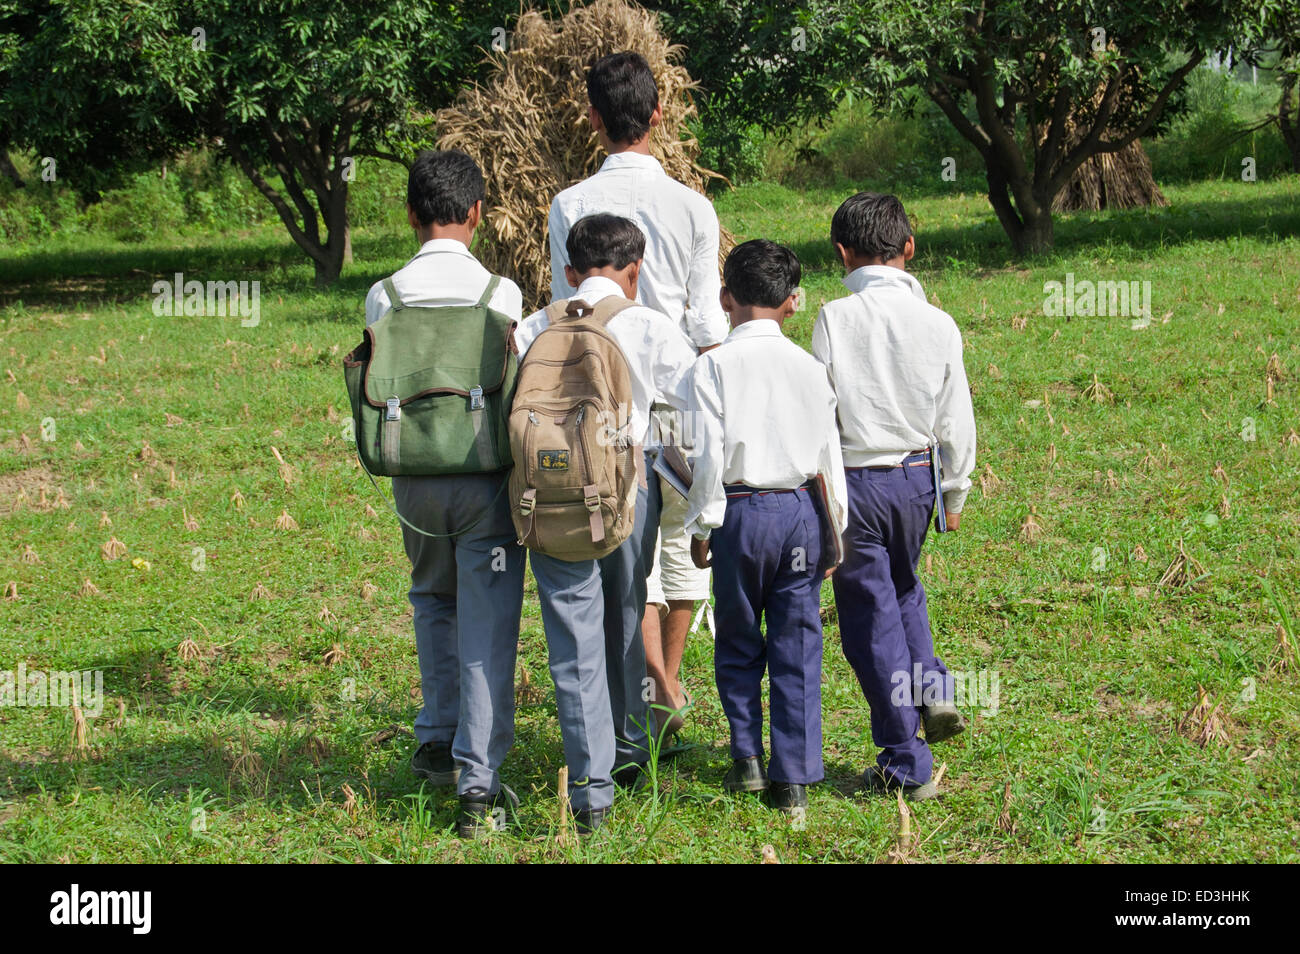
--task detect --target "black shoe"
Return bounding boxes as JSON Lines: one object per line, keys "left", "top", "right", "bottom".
{"left": 863, "top": 765, "right": 939, "bottom": 801}
{"left": 769, "top": 782, "right": 808, "bottom": 814}
{"left": 457, "top": 785, "right": 519, "bottom": 839}
{"left": 613, "top": 761, "right": 648, "bottom": 791}
{"left": 723, "top": 756, "right": 769, "bottom": 793}
{"left": 922, "top": 703, "right": 967, "bottom": 744}
{"left": 574, "top": 807, "right": 608, "bottom": 836}
{"left": 411, "top": 741, "right": 459, "bottom": 786}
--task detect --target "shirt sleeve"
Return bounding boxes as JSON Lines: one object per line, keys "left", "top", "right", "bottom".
{"left": 682, "top": 204, "right": 728, "bottom": 349}
{"left": 489, "top": 277, "right": 524, "bottom": 324}
{"left": 820, "top": 376, "right": 849, "bottom": 540}
{"left": 650, "top": 321, "right": 698, "bottom": 415}
{"left": 513, "top": 309, "right": 548, "bottom": 359}
{"left": 935, "top": 325, "right": 977, "bottom": 514}
{"left": 364, "top": 280, "right": 389, "bottom": 326}
{"left": 548, "top": 196, "right": 571, "bottom": 305}
{"left": 683, "top": 356, "right": 727, "bottom": 539}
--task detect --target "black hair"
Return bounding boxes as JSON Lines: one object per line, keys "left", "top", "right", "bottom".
{"left": 586, "top": 51, "right": 659, "bottom": 144}
{"left": 566, "top": 214, "right": 646, "bottom": 274}
{"left": 723, "top": 239, "right": 802, "bottom": 309}
{"left": 830, "top": 192, "right": 913, "bottom": 261}
{"left": 406, "top": 149, "right": 484, "bottom": 226}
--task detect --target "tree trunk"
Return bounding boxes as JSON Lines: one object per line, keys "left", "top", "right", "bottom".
{"left": 1281, "top": 72, "right": 1300, "bottom": 174}
{"left": 0, "top": 149, "right": 24, "bottom": 188}
{"left": 986, "top": 162, "right": 1055, "bottom": 255}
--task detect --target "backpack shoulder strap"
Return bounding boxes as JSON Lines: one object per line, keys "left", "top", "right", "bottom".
{"left": 381, "top": 277, "right": 404, "bottom": 312}
{"left": 475, "top": 275, "right": 502, "bottom": 308}
{"left": 591, "top": 296, "right": 637, "bottom": 327}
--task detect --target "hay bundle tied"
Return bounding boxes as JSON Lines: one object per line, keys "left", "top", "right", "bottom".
{"left": 435, "top": 0, "right": 730, "bottom": 309}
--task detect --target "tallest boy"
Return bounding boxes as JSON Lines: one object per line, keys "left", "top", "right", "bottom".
{"left": 548, "top": 52, "right": 726, "bottom": 749}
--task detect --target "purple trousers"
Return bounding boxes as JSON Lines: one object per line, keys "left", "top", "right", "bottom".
{"left": 832, "top": 460, "right": 951, "bottom": 786}
{"left": 711, "top": 485, "right": 824, "bottom": 785}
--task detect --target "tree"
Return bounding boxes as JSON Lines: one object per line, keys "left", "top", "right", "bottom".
{"left": 0, "top": 0, "right": 517, "bottom": 285}
{"left": 851, "top": 0, "right": 1256, "bottom": 253}
{"left": 649, "top": 0, "right": 859, "bottom": 178}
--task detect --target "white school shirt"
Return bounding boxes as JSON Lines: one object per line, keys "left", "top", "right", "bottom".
{"left": 513, "top": 275, "right": 696, "bottom": 447}
{"left": 683, "top": 319, "right": 848, "bottom": 540}
{"left": 364, "top": 238, "right": 522, "bottom": 325}
{"left": 547, "top": 152, "right": 729, "bottom": 349}
{"left": 811, "top": 265, "right": 977, "bottom": 514}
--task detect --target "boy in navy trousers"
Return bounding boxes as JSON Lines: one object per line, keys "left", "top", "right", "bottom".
{"left": 812, "top": 193, "right": 977, "bottom": 800}
{"left": 686, "top": 240, "right": 847, "bottom": 815}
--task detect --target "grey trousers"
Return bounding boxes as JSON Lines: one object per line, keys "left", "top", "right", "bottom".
{"left": 392, "top": 471, "right": 524, "bottom": 797}
{"left": 530, "top": 468, "right": 659, "bottom": 811}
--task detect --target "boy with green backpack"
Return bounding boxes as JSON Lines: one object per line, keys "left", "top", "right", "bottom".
{"left": 350, "top": 149, "right": 525, "bottom": 838}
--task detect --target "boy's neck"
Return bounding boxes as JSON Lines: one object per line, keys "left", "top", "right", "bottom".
{"left": 729, "top": 307, "right": 788, "bottom": 331}
{"left": 416, "top": 222, "right": 473, "bottom": 247}
{"left": 572, "top": 266, "right": 637, "bottom": 301}
{"left": 847, "top": 253, "right": 906, "bottom": 273}
{"left": 600, "top": 131, "right": 653, "bottom": 157}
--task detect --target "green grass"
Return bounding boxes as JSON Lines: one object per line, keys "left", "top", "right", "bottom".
{"left": 1, "top": 175, "right": 1298, "bottom": 862}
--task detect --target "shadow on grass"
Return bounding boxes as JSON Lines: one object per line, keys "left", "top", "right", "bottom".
{"left": 785, "top": 181, "right": 1300, "bottom": 277}
{"left": 0, "top": 231, "right": 415, "bottom": 312}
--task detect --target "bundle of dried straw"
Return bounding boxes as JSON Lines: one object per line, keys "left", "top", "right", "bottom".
{"left": 436, "top": 0, "right": 731, "bottom": 308}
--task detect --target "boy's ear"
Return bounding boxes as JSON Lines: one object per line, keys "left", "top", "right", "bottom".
{"left": 780, "top": 294, "right": 797, "bottom": 319}
{"left": 587, "top": 104, "right": 605, "bottom": 133}
{"left": 903, "top": 235, "right": 916, "bottom": 262}
{"left": 625, "top": 259, "right": 641, "bottom": 298}
{"left": 834, "top": 242, "right": 853, "bottom": 272}
{"left": 648, "top": 103, "right": 663, "bottom": 129}
{"left": 464, "top": 199, "right": 482, "bottom": 232}
{"left": 563, "top": 264, "right": 580, "bottom": 290}
{"left": 406, "top": 204, "right": 421, "bottom": 230}
{"left": 719, "top": 286, "right": 734, "bottom": 314}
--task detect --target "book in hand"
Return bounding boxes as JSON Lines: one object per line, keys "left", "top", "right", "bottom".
{"left": 811, "top": 472, "right": 845, "bottom": 572}
{"left": 652, "top": 444, "right": 694, "bottom": 500}
{"left": 931, "top": 443, "right": 948, "bottom": 534}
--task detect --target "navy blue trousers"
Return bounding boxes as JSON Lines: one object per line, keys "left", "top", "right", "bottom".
{"left": 832, "top": 462, "right": 952, "bottom": 786}
{"left": 711, "top": 486, "right": 824, "bottom": 785}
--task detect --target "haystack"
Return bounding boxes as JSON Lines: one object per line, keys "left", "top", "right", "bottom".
{"left": 1052, "top": 134, "right": 1167, "bottom": 213}
{"left": 1048, "top": 54, "right": 1168, "bottom": 213}
{"left": 435, "top": 0, "right": 731, "bottom": 308}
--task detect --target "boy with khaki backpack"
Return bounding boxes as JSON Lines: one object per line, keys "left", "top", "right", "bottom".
{"left": 512, "top": 212, "right": 697, "bottom": 834}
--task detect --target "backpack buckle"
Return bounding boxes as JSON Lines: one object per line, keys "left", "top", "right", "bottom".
{"left": 385, "top": 397, "right": 401, "bottom": 421}
{"left": 583, "top": 485, "right": 600, "bottom": 512}
{"left": 469, "top": 386, "right": 485, "bottom": 411}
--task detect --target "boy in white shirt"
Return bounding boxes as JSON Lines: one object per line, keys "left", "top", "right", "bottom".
{"left": 686, "top": 240, "right": 847, "bottom": 815}
{"left": 363, "top": 150, "right": 526, "bottom": 838}
{"left": 812, "top": 192, "right": 977, "bottom": 801}
{"left": 548, "top": 51, "right": 724, "bottom": 732}
{"left": 516, "top": 213, "right": 697, "bottom": 833}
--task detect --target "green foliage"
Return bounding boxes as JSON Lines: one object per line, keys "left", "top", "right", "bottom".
{"left": 651, "top": 1, "right": 858, "bottom": 177}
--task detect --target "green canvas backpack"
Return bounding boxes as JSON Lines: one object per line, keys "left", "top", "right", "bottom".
{"left": 344, "top": 272, "right": 517, "bottom": 478}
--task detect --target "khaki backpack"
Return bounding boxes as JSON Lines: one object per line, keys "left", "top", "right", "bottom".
{"left": 509, "top": 296, "right": 640, "bottom": 561}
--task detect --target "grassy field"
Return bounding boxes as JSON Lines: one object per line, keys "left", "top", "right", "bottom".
{"left": 1, "top": 175, "right": 1298, "bottom": 863}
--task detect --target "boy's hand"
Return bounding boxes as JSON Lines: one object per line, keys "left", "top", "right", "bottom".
{"left": 690, "top": 536, "right": 712, "bottom": 569}
{"left": 946, "top": 511, "right": 962, "bottom": 532}
{"left": 824, "top": 566, "right": 836, "bottom": 580}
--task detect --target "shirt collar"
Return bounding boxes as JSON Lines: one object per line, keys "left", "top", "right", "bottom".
{"left": 843, "top": 265, "right": 927, "bottom": 301}
{"left": 725, "top": 318, "right": 783, "bottom": 341}
{"left": 598, "top": 151, "right": 664, "bottom": 175}
{"left": 409, "top": 238, "right": 472, "bottom": 265}
{"left": 572, "top": 275, "right": 626, "bottom": 305}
